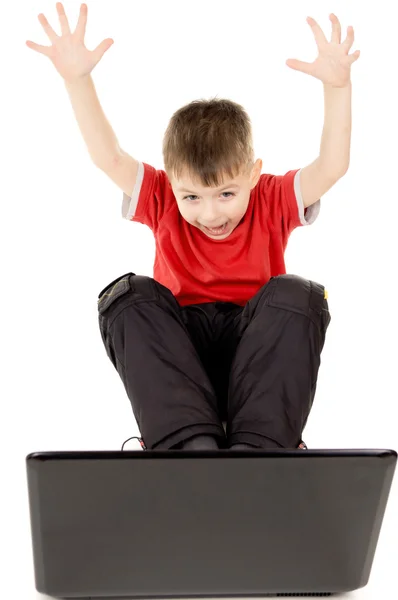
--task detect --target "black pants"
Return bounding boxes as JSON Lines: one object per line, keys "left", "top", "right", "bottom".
{"left": 97, "top": 273, "right": 331, "bottom": 450}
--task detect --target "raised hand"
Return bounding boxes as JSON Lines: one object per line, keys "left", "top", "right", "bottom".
{"left": 286, "top": 14, "right": 360, "bottom": 88}
{"left": 26, "top": 2, "right": 114, "bottom": 83}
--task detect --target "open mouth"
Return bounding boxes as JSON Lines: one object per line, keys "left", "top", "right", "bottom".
{"left": 203, "top": 222, "right": 228, "bottom": 236}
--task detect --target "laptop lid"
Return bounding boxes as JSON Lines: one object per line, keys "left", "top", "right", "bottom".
{"left": 26, "top": 448, "right": 397, "bottom": 598}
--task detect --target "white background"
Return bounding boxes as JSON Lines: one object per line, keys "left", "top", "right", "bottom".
{"left": 2, "top": 0, "right": 397, "bottom": 598}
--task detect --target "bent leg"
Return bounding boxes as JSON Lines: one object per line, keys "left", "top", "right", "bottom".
{"left": 98, "top": 273, "right": 225, "bottom": 449}
{"left": 228, "top": 274, "right": 331, "bottom": 449}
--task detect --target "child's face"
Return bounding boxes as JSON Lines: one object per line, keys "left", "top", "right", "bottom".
{"left": 170, "top": 158, "right": 262, "bottom": 240}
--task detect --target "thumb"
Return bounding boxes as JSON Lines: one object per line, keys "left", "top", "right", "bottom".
{"left": 92, "top": 38, "right": 114, "bottom": 65}
{"left": 286, "top": 58, "right": 313, "bottom": 75}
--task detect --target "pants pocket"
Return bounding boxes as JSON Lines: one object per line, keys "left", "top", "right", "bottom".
{"left": 97, "top": 272, "right": 135, "bottom": 316}
{"left": 267, "top": 274, "right": 329, "bottom": 330}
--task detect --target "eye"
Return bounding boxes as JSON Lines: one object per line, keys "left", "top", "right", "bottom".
{"left": 183, "top": 192, "right": 235, "bottom": 201}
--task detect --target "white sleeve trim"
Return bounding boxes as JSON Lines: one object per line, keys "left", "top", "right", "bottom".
{"left": 294, "top": 168, "right": 320, "bottom": 226}
{"left": 122, "top": 161, "right": 145, "bottom": 220}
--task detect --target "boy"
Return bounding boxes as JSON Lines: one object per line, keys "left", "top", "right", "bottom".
{"left": 27, "top": 4, "right": 359, "bottom": 451}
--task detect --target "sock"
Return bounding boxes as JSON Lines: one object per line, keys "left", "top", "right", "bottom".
{"left": 230, "top": 443, "right": 256, "bottom": 450}
{"left": 182, "top": 435, "right": 219, "bottom": 450}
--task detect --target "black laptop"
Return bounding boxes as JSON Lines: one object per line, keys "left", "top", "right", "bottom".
{"left": 26, "top": 448, "right": 396, "bottom": 598}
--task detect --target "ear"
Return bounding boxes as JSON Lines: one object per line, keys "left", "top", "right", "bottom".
{"left": 250, "top": 158, "right": 263, "bottom": 188}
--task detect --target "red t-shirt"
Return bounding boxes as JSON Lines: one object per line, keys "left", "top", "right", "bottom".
{"left": 122, "top": 162, "right": 320, "bottom": 306}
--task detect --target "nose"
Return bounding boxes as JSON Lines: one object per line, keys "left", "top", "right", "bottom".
{"left": 200, "top": 201, "right": 220, "bottom": 225}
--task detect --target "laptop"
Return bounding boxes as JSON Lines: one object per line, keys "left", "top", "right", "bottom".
{"left": 26, "top": 448, "right": 396, "bottom": 598}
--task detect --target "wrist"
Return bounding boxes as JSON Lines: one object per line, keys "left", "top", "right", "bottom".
{"left": 64, "top": 74, "right": 92, "bottom": 89}
{"left": 323, "top": 80, "right": 352, "bottom": 91}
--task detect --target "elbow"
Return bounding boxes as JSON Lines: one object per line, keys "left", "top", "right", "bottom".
{"left": 317, "top": 155, "right": 350, "bottom": 182}
{"left": 326, "top": 163, "right": 349, "bottom": 183}
{"left": 336, "top": 157, "right": 350, "bottom": 179}
{"left": 93, "top": 151, "right": 121, "bottom": 172}
{"left": 338, "top": 162, "right": 349, "bottom": 178}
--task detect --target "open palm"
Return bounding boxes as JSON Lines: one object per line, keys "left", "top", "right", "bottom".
{"left": 26, "top": 2, "right": 113, "bottom": 83}
{"left": 286, "top": 14, "right": 360, "bottom": 88}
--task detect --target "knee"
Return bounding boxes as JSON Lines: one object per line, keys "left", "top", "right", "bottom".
{"left": 262, "top": 274, "right": 316, "bottom": 300}
{"left": 272, "top": 273, "right": 310, "bottom": 289}
{"left": 97, "top": 273, "right": 160, "bottom": 317}
{"left": 262, "top": 274, "right": 330, "bottom": 324}
{"left": 129, "top": 274, "right": 160, "bottom": 300}
{"left": 271, "top": 274, "right": 326, "bottom": 301}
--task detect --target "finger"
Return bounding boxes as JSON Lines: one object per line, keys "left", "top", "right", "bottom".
{"left": 26, "top": 40, "right": 52, "bottom": 57}
{"left": 347, "top": 49, "right": 360, "bottom": 65}
{"left": 342, "top": 25, "right": 355, "bottom": 52}
{"left": 286, "top": 58, "right": 313, "bottom": 76}
{"left": 38, "top": 13, "right": 59, "bottom": 44}
{"left": 56, "top": 2, "right": 71, "bottom": 36}
{"left": 306, "top": 16, "right": 328, "bottom": 49}
{"left": 329, "top": 13, "right": 341, "bottom": 44}
{"left": 91, "top": 38, "right": 114, "bottom": 65}
{"left": 75, "top": 3, "right": 88, "bottom": 41}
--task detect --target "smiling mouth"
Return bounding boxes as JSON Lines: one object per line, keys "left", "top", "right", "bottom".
{"left": 202, "top": 223, "right": 228, "bottom": 235}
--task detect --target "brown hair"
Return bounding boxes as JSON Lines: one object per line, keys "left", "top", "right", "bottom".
{"left": 162, "top": 96, "right": 255, "bottom": 188}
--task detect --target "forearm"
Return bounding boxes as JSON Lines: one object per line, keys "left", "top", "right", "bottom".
{"left": 64, "top": 75, "right": 120, "bottom": 167}
{"left": 318, "top": 81, "right": 352, "bottom": 176}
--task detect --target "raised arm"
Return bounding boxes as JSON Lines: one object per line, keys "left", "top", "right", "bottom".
{"left": 286, "top": 14, "right": 360, "bottom": 208}
{"left": 26, "top": 2, "right": 138, "bottom": 195}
